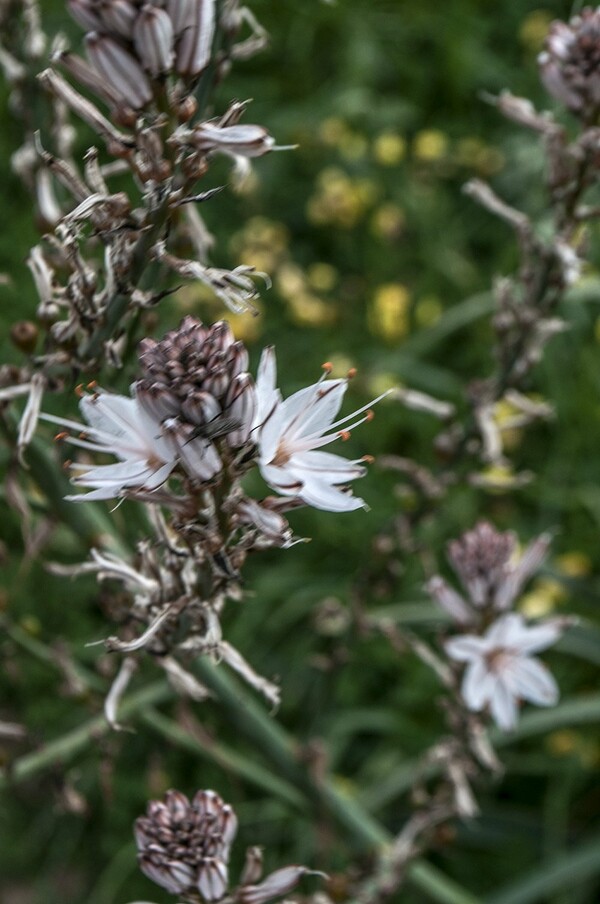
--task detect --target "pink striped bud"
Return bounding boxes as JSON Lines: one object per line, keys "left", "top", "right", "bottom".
{"left": 99, "top": 0, "right": 137, "bottom": 39}
{"left": 193, "top": 123, "right": 276, "bottom": 157}
{"left": 68, "top": 0, "right": 103, "bottom": 31}
{"left": 174, "top": 0, "right": 215, "bottom": 77}
{"left": 133, "top": 4, "right": 175, "bottom": 76}
{"left": 86, "top": 31, "right": 153, "bottom": 108}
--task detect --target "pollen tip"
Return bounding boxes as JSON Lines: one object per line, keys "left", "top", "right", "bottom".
{"left": 347, "top": 367, "right": 357, "bottom": 379}
{"left": 362, "top": 454, "right": 375, "bottom": 463}
{"left": 54, "top": 431, "right": 68, "bottom": 442}
{"left": 339, "top": 430, "right": 351, "bottom": 441}
{"left": 322, "top": 361, "right": 333, "bottom": 373}
{"left": 63, "top": 459, "right": 72, "bottom": 469}
{"left": 75, "top": 383, "right": 84, "bottom": 397}
{"left": 78, "top": 431, "right": 88, "bottom": 439}
{"left": 366, "top": 410, "right": 374, "bottom": 421}
{"left": 87, "top": 380, "right": 97, "bottom": 390}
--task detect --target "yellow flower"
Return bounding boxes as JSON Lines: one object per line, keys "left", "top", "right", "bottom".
{"left": 370, "top": 203, "right": 405, "bottom": 241}
{"left": 520, "top": 579, "right": 565, "bottom": 618}
{"left": 520, "top": 10, "right": 553, "bottom": 53}
{"left": 555, "top": 552, "right": 592, "bottom": 577}
{"left": 307, "top": 262, "right": 338, "bottom": 292}
{"left": 369, "top": 283, "right": 410, "bottom": 341}
{"left": 413, "top": 129, "right": 448, "bottom": 162}
{"left": 373, "top": 131, "right": 406, "bottom": 166}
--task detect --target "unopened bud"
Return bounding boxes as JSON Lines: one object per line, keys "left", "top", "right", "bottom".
{"left": 86, "top": 32, "right": 153, "bottom": 109}
{"left": 99, "top": 0, "right": 138, "bottom": 39}
{"left": 133, "top": 4, "right": 175, "bottom": 77}
{"left": 174, "top": 0, "right": 215, "bottom": 77}
{"left": 68, "top": 0, "right": 103, "bottom": 31}
{"left": 10, "top": 321, "right": 39, "bottom": 354}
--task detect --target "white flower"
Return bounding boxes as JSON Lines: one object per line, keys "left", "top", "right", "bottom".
{"left": 445, "top": 613, "right": 564, "bottom": 731}
{"left": 41, "top": 390, "right": 177, "bottom": 501}
{"left": 255, "top": 348, "right": 387, "bottom": 513}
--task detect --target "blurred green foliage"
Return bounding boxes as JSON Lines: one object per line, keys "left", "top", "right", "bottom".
{"left": 1, "top": 1, "right": 600, "bottom": 903}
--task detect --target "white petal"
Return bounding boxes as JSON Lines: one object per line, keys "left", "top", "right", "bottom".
{"left": 80, "top": 392, "right": 138, "bottom": 438}
{"left": 507, "top": 656, "right": 559, "bottom": 706}
{"left": 254, "top": 346, "right": 280, "bottom": 429}
{"left": 290, "top": 450, "right": 367, "bottom": 482}
{"left": 510, "top": 620, "right": 563, "bottom": 654}
{"left": 298, "top": 476, "right": 365, "bottom": 512}
{"left": 258, "top": 402, "right": 288, "bottom": 464}
{"left": 259, "top": 462, "right": 302, "bottom": 496}
{"left": 282, "top": 379, "right": 346, "bottom": 441}
{"left": 461, "top": 659, "right": 493, "bottom": 711}
{"left": 486, "top": 613, "right": 525, "bottom": 647}
{"left": 489, "top": 678, "right": 518, "bottom": 731}
{"left": 445, "top": 634, "right": 488, "bottom": 662}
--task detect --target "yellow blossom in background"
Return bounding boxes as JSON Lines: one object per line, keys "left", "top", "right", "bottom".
{"left": 339, "top": 132, "right": 369, "bottom": 161}
{"left": 287, "top": 292, "right": 336, "bottom": 327}
{"left": 327, "top": 353, "right": 355, "bottom": 377}
{"left": 473, "top": 463, "right": 529, "bottom": 492}
{"left": 318, "top": 116, "right": 351, "bottom": 147}
{"left": 493, "top": 398, "right": 523, "bottom": 452}
{"left": 368, "top": 283, "right": 411, "bottom": 341}
{"left": 373, "top": 131, "right": 406, "bottom": 166}
{"left": 368, "top": 372, "right": 400, "bottom": 398}
{"left": 370, "top": 203, "right": 405, "bottom": 241}
{"left": 413, "top": 129, "right": 449, "bottom": 162}
{"left": 307, "top": 262, "right": 338, "bottom": 292}
{"left": 276, "top": 262, "right": 306, "bottom": 298}
{"left": 520, "top": 578, "right": 566, "bottom": 618}
{"left": 223, "top": 310, "right": 263, "bottom": 343}
{"left": 276, "top": 262, "right": 336, "bottom": 327}
{"left": 547, "top": 731, "right": 600, "bottom": 767}
{"left": 555, "top": 551, "right": 592, "bottom": 577}
{"left": 307, "top": 167, "right": 374, "bottom": 229}
{"left": 415, "top": 295, "right": 442, "bottom": 328}
{"left": 520, "top": 10, "right": 553, "bottom": 53}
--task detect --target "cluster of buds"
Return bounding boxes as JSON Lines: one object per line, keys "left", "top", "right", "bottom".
{"left": 539, "top": 6, "right": 600, "bottom": 121}
{"left": 135, "top": 789, "right": 322, "bottom": 902}
{"left": 67, "top": 0, "right": 216, "bottom": 112}
{"left": 428, "top": 522, "right": 572, "bottom": 731}
{"left": 64, "top": 0, "right": 268, "bottom": 116}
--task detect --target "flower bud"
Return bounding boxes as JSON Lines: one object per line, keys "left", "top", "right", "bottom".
{"left": 86, "top": 32, "right": 153, "bottom": 109}
{"left": 174, "top": 0, "right": 215, "bottom": 77}
{"left": 99, "top": 0, "right": 138, "bottom": 39}
{"left": 10, "top": 321, "right": 39, "bottom": 354}
{"left": 133, "top": 4, "right": 175, "bottom": 76}
{"left": 68, "top": 0, "right": 103, "bottom": 31}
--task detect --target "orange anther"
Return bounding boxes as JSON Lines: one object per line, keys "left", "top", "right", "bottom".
{"left": 362, "top": 454, "right": 375, "bottom": 463}
{"left": 54, "top": 431, "right": 68, "bottom": 442}
{"left": 75, "top": 383, "right": 84, "bottom": 397}
{"left": 87, "top": 380, "right": 97, "bottom": 390}
{"left": 63, "top": 459, "right": 72, "bottom": 469}
{"left": 322, "top": 361, "right": 333, "bottom": 373}
{"left": 366, "top": 410, "right": 374, "bottom": 421}
{"left": 78, "top": 431, "right": 88, "bottom": 440}
{"left": 347, "top": 367, "right": 357, "bottom": 379}
{"left": 338, "top": 430, "right": 351, "bottom": 441}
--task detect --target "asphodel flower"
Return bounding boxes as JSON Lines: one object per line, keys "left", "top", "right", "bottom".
{"left": 41, "top": 388, "right": 176, "bottom": 501}
{"left": 255, "top": 347, "right": 388, "bottom": 512}
{"left": 445, "top": 612, "right": 566, "bottom": 731}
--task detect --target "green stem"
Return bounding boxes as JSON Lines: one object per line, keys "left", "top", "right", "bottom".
{"left": 193, "top": 659, "right": 482, "bottom": 904}
{"left": 0, "top": 680, "right": 172, "bottom": 789}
